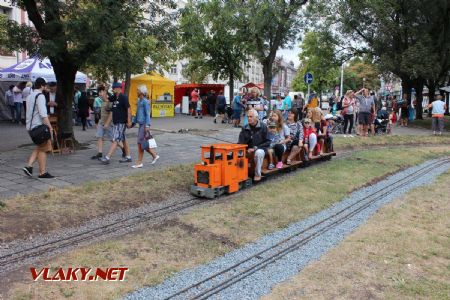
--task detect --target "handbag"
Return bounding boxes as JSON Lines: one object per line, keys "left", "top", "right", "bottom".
{"left": 28, "top": 93, "right": 51, "bottom": 145}
{"left": 143, "top": 130, "right": 157, "bottom": 149}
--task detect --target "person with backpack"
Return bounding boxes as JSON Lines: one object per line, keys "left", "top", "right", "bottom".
{"left": 23, "top": 78, "right": 54, "bottom": 178}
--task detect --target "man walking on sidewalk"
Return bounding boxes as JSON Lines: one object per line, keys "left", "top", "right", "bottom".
{"left": 100, "top": 82, "right": 132, "bottom": 164}
{"left": 23, "top": 78, "right": 54, "bottom": 178}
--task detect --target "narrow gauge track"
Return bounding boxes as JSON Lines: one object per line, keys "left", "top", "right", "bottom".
{"left": 0, "top": 197, "right": 204, "bottom": 272}
{"left": 163, "top": 158, "right": 449, "bottom": 300}
{"left": 0, "top": 145, "right": 331, "bottom": 273}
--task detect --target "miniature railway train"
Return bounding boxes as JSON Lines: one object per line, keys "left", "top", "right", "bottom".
{"left": 191, "top": 141, "right": 336, "bottom": 199}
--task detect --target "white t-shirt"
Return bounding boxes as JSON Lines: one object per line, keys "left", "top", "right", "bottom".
{"left": 13, "top": 91, "right": 23, "bottom": 103}
{"left": 26, "top": 90, "right": 48, "bottom": 130}
{"left": 22, "top": 86, "right": 32, "bottom": 100}
{"left": 431, "top": 100, "right": 445, "bottom": 115}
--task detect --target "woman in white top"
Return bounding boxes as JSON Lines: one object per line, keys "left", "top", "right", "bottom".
{"left": 342, "top": 90, "right": 355, "bottom": 135}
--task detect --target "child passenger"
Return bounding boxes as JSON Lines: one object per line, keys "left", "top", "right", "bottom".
{"left": 266, "top": 110, "right": 290, "bottom": 169}
{"left": 196, "top": 96, "right": 203, "bottom": 119}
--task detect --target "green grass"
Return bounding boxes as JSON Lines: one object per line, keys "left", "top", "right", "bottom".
{"left": 7, "top": 146, "right": 450, "bottom": 300}
{"left": 409, "top": 115, "right": 450, "bottom": 131}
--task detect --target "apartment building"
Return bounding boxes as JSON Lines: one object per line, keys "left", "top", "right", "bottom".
{"left": 0, "top": 1, "right": 30, "bottom": 69}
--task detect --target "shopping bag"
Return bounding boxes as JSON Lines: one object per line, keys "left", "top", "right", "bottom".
{"left": 147, "top": 138, "right": 157, "bottom": 149}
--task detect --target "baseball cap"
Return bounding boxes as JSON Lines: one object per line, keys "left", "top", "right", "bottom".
{"left": 303, "top": 118, "right": 312, "bottom": 123}
{"left": 112, "top": 82, "right": 122, "bottom": 89}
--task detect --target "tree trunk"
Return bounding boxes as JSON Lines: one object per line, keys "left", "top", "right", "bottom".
{"left": 52, "top": 59, "right": 77, "bottom": 140}
{"left": 124, "top": 69, "right": 131, "bottom": 97}
{"left": 413, "top": 80, "right": 424, "bottom": 120}
{"left": 401, "top": 79, "right": 412, "bottom": 103}
{"left": 229, "top": 72, "right": 234, "bottom": 107}
{"left": 262, "top": 61, "right": 273, "bottom": 99}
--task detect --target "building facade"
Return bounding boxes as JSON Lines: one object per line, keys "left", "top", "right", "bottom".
{"left": 0, "top": 1, "right": 30, "bottom": 69}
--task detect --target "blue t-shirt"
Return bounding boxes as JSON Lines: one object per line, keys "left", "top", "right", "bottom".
{"left": 233, "top": 95, "right": 243, "bottom": 110}
{"left": 217, "top": 95, "right": 226, "bottom": 108}
{"left": 283, "top": 96, "right": 292, "bottom": 110}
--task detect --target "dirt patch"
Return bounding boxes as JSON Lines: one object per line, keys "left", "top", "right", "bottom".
{"left": 0, "top": 164, "right": 193, "bottom": 243}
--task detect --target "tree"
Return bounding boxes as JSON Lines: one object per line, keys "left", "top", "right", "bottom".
{"left": 5, "top": 0, "right": 147, "bottom": 139}
{"left": 179, "top": 0, "right": 250, "bottom": 102}
{"left": 291, "top": 30, "right": 341, "bottom": 98}
{"left": 308, "top": 0, "right": 450, "bottom": 119}
{"left": 86, "top": 11, "right": 177, "bottom": 96}
{"left": 343, "top": 57, "right": 380, "bottom": 92}
{"left": 238, "top": 0, "right": 308, "bottom": 98}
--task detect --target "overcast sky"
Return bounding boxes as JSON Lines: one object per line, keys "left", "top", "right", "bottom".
{"left": 278, "top": 46, "right": 301, "bottom": 67}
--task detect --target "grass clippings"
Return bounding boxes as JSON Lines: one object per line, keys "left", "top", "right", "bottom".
{"left": 264, "top": 171, "right": 450, "bottom": 300}
{"left": 4, "top": 146, "right": 450, "bottom": 300}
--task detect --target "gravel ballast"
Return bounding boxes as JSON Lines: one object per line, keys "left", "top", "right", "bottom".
{"left": 125, "top": 158, "right": 450, "bottom": 300}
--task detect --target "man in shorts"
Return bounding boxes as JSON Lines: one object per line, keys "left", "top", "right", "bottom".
{"left": 355, "top": 88, "right": 375, "bottom": 137}
{"left": 91, "top": 85, "right": 112, "bottom": 159}
{"left": 22, "top": 77, "right": 54, "bottom": 178}
{"left": 100, "top": 82, "right": 132, "bottom": 164}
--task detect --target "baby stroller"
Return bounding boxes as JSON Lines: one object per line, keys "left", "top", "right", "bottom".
{"left": 225, "top": 105, "right": 233, "bottom": 124}
{"left": 374, "top": 109, "right": 389, "bottom": 134}
{"left": 327, "top": 114, "right": 345, "bottom": 134}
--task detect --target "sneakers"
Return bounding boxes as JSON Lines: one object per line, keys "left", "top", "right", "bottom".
{"left": 121, "top": 149, "right": 127, "bottom": 158}
{"left": 91, "top": 153, "right": 102, "bottom": 160}
{"left": 213, "top": 119, "right": 217, "bottom": 124}
{"left": 151, "top": 155, "right": 160, "bottom": 164}
{"left": 100, "top": 157, "right": 110, "bottom": 164}
{"left": 38, "top": 172, "right": 55, "bottom": 179}
{"left": 119, "top": 157, "right": 132, "bottom": 163}
{"left": 268, "top": 163, "right": 275, "bottom": 170}
{"left": 132, "top": 163, "right": 143, "bottom": 169}
{"left": 276, "top": 162, "right": 283, "bottom": 169}
{"left": 23, "top": 166, "right": 33, "bottom": 177}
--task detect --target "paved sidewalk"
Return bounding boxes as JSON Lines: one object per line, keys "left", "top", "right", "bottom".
{"left": 0, "top": 115, "right": 435, "bottom": 200}
{"left": 0, "top": 115, "right": 240, "bottom": 200}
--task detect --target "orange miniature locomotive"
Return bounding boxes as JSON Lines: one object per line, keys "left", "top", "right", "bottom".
{"left": 191, "top": 144, "right": 252, "bottom": 198}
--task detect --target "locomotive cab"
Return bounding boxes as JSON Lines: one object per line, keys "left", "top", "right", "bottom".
{"left": 191, "top": 144, "right": 251, "bottom": 199}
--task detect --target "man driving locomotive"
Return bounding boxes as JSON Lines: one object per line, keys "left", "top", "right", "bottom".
{"left": 238, "top": 109, "right": 271, "bottom": 182}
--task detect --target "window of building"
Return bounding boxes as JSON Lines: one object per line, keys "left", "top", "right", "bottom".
{"left": 170, "top": 65, "right": 177, "bottom": 75}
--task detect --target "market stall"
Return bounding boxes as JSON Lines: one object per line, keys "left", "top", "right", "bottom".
{"left": 174, "top": 83, "right": 225, "bottom": 115}
{"left": 0, "top": 58, "right": 87, "bottom": 121}
{"left": 129, "top": 72, "right": 175, "bottom": 118}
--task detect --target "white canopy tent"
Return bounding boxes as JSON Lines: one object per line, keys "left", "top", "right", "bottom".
{"left": 0, "top": 57, "right": 87, "bottom": 83}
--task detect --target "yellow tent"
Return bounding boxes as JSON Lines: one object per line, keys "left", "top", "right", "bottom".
{"left": 129, "top": 72, "right": 175, "bottom": 117}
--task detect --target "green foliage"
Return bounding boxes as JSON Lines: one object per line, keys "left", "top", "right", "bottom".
{"left": 292, "top": 30, "right": 341, "bottom": 94}
{"left": 235, "top": 0, "right": 308, "bottom": 96}
{"left": 180, "top": 0, "right": 249, "bottom": 85}
{"left": 343, "top": 57, "right": 380, "bottom": 91}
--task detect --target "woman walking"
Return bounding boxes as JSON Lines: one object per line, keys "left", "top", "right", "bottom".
{"left": 132, "top": 85, "right": 159, "bottom": 168}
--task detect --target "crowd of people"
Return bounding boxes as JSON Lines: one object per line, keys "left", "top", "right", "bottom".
{"left": 4, "top": 78, "right": 446, "bottom": 181}
{"left": 235, "top": 87, "right": 333, "bottom": 182}
{"left": 20, "top": 78, "right": 160, "bottom": 179}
